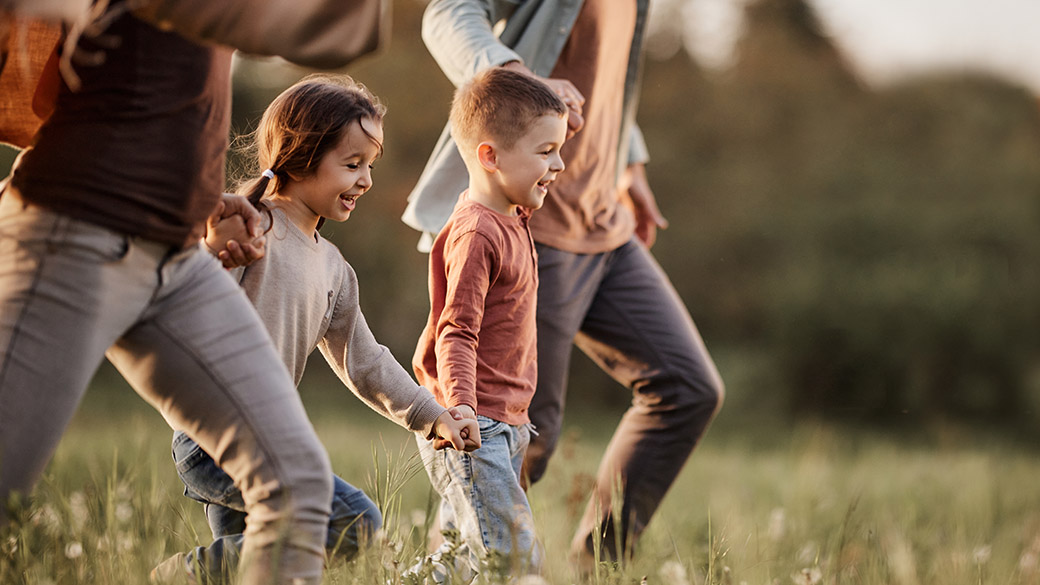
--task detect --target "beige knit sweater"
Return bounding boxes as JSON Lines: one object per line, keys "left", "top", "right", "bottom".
{"left": 231, "top": 206, "right": 446, "bottom": 437}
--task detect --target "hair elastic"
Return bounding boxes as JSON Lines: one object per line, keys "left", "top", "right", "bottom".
{"left": 261, "top": 169, "right": 275, "bottom": 180}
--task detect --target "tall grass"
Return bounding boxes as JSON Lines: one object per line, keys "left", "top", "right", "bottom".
{"left": 3, "top": 381, "right": 1040, "bottom": 585}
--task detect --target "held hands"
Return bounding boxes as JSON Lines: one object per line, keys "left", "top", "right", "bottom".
{"left": 620, "top": 163, "right": 668, "bottom": 248}
{"left": 204, "top": 194, "right": 267, "bottom": 268}
{"left": 431, "top": 405, "right": 480, "bottom": 452}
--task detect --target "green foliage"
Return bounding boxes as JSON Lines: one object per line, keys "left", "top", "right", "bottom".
{"left": 638, "top": 0, "right": 1040, "bottom": 425}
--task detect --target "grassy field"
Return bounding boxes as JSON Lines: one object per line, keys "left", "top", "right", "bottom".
{"left": 3, "top": 373, "right": 1040, "bottom": 585}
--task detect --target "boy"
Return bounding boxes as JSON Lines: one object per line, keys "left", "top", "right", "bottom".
{"left": 410, "top": 67, "right": 568, "bottom": 582}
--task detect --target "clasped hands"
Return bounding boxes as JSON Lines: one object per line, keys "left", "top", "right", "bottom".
{"left": 203, "top": 194, "right": 267, "bottom": 268}
{"left": 431, "top": 404, "right": 480, "bottom": 452}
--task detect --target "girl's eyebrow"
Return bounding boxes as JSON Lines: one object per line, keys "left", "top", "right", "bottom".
{"left": 340, "top": 144, "right": 382, "bottom": 162}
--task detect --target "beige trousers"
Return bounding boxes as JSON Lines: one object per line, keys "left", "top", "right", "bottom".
{"left": 0, "top": 188, "right": 332, "bottom": 585}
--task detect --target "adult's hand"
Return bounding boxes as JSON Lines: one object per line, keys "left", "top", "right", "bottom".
{"left": 621, "top": 163, "right": 668, "bottom": 248}
{"left": 205, "top": 195, "right": 266, "bottom": 268}
{"left": 501, "top": 61, "right": 585, "bottom": 138}
{"left": 218, "top": 193, "right": 262, "bottom": 239}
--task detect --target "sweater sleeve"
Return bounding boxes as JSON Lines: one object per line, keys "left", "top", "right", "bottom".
{"left": 132, "top": 0, "right": 386, "bottom": 70}
{"left": 318, "top": 264, "right": 446, "bottom": 437}
{"left": 434, "top": 229, "right": 495, "bottom": 412}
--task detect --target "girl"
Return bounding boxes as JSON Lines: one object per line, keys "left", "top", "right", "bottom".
{"left": 153, "top": 75, "right": 479, "bottom": 583}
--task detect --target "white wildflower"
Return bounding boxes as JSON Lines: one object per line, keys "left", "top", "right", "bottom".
{"left": 1019, "top": 551, "right": 1038, "bottom": 574}
{"left": 658, "top": 560, "right": 691, "bottom": 585}
{"left": 973, "top": 545, "right": 992, "bottom": 565}
{"left": 789, "top": 567, "right": 821, "bottom": 585}
{"left": 64, "top": 541, "right": 83, "bottom": 559}
{"left": 115, "top": 501, "right": 133, "bottom": 524}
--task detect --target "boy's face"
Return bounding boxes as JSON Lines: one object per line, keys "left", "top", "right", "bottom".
{"left": 489, "top": 114, "right": 567, "bottom": 211}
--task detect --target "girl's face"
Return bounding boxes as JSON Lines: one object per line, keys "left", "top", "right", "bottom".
{"left": 290, "top": 116, "right": 383, "bottom": 224}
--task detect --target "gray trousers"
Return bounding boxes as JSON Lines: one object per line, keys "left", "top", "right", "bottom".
{"left": 0, "top": 189, "right": 332, "bottom": 585}
{"left": 526, "top": 238, "right": 724, "bottom": 561}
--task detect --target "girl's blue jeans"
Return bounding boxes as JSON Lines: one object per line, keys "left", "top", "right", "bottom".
{"left": 172, "top": 430, "right": 381, "bottom": 581}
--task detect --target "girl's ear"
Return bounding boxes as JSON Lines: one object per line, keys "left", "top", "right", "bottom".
{"left": 477, "top": 142, "right": 498, "bottom": 173}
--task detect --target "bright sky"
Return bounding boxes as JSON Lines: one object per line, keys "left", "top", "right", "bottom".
{"left": 651, "top": 0, "right": 1040, "bottom": 95}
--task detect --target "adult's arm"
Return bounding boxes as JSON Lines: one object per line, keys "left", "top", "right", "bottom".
{"left": 0, "top": 0, "right": 89, "bottom": 23}
{"left": 421, "top": 0, "right": 521, "bottom": 87}
{"left": 131, "top": 0, "right": 388, "bottom": 69}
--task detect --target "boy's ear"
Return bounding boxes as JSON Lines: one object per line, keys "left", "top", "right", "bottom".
{"left": 476, "top": 142, "right": 498, "bottom": 173}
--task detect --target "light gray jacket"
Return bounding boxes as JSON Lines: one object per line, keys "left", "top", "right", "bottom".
{"left": 401, "top": 0, "right": 651, "bottom": 248}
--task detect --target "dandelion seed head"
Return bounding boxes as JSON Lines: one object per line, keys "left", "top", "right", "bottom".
{"left": 115, "top": 501, "right": 133, "bottom": 523}
{"left": 659, "top": 559, "right": 690, "bottom": 585}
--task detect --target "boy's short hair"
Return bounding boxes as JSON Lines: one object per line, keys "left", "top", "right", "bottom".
{"left": 450, "top": 67, "right": 567, "bottom": 155}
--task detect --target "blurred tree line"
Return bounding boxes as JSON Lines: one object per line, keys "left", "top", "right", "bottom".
{"left": 3, "top": 0, "right": 1039, "bottom": 429}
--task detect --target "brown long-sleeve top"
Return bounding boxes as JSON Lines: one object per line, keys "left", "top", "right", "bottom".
{"left": 413, "top": 195, "right": 538, "bottom": 426}
{"left": 11, "top": 8, "right": 232, "bottom": 249}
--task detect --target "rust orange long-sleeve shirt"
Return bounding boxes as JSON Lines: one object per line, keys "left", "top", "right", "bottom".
{"left": 413, "top": 194, "right": 539, "bottom": 426}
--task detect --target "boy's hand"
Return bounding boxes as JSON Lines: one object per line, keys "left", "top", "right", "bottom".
{"left": 204, "top": 196, "right": 266, "bottom": 268}
{"left": 431, "top": 406, "right": 480, "bottom": 452}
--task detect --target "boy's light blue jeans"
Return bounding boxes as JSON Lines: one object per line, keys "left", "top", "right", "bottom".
{"left": 412, "top": 415, "right": 541, "bottom": 583}
{"left": 172, "top": 430, "right": 381, "bottom": 580}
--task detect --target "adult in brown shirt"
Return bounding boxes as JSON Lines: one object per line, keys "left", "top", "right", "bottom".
{"left": 0, "top": 2, "right": 384, "bottom": 584}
